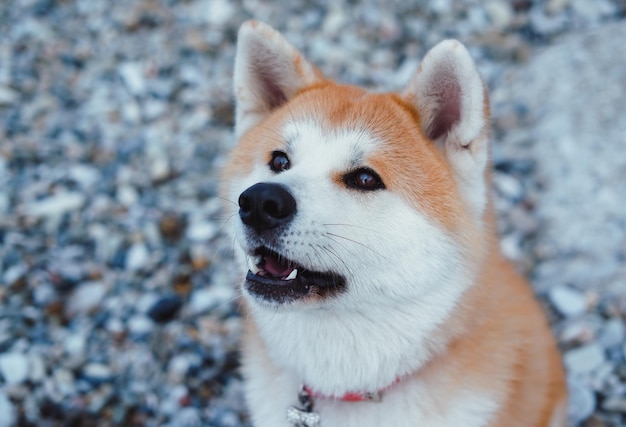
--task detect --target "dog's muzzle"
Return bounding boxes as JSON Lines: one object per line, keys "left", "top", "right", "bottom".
{"left": 237, "top": 183, "right": 346, "bottom": 304}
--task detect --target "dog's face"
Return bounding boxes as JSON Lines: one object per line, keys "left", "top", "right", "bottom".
{"left": 221, "top": 21, "right": 490, "bottom": 314}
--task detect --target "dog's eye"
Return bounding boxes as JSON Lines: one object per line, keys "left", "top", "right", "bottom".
{"left": 344, "top": 168, "right": 385, "bottom": 191}
{"left": 269, "top": 151, "right": 290, "bottom": 173}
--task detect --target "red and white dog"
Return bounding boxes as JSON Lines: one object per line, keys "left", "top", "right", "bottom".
{"left": 220, "top": 20, "right": 567, "bottom": 427}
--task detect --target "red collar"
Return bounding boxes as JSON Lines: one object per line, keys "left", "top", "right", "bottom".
{"left": 302, "top": 377, "right": 401, "bottom": 403}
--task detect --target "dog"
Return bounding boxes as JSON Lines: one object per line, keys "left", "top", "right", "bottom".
{"left": 220, "top": 20, "right": 567, "bottom": 427}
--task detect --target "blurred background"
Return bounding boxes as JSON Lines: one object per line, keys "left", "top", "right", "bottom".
{"left": 0, "top": 0, "right": 625, "bottom": 426}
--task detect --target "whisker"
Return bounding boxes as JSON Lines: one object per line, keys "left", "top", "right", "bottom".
{"left": 322, "top": 223, "right": 379, "bottom": 233}
{"left": 322, "top": 235, "right": 364, "bottom": 265}
{"left": 318, "top": 243, "right": 353, "bottom": 277}
{"left": 215, "top": 195, "right": 239, "bottom": 207}
{"left": 200, "top": 289, "right": 243, "bottom": 316}
{"left": 325, "top": 232, "right": 383, "bottom": 256}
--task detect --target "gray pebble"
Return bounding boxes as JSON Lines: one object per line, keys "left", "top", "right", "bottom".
{"left": 186, "top": 220, "right": 218, "bottom": 242}
{"left": 25, "top": 192, "right": 86, "bottom": 218}
{"left": 601, "top": 395, "right": 626, "bottom": 413}
{"left": 565, "top": 343, "right": 606, "bottom": 374}
{"left": 599, "top": 318, "right": 625, "bottom": 349}
{"left": 83, "top": 363, "right": 114, "bottom": 385}
{"left": 549, "top": 285, "right": 587, "bottom": 318}
{"left": 567, "top": 376, "right": 596, "bottom": 424}
{"left": 126, "top": 242, "right": 150, "bottom": 272}
{"left": 0, "top": 391, "right": 16, "bottom": 427}
{"left": 119, "top": 62, "right": 146, "bottom": 96}
{"left": 0, "top": 352, "right": 29, "bottom": 385}
{"left": 127, "top": 314, "right": 154, "bottom": 336}
{"left": 66, "top": 281, "right": 107, "bottom": 317}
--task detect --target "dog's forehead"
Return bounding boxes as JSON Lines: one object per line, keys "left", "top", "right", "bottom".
{"left": 281, "top": 119, "right": 380, "bottom": 170}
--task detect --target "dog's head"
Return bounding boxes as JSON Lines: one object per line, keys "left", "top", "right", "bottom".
{"left": 221, "top": 21, "right": 491, "bottom": 313}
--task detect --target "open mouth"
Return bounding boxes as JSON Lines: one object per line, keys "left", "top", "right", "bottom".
{"left": 244, "top": 246, "right": 346, "bottom": 303}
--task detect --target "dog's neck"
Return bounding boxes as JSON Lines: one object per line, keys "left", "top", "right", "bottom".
{"left": 247, "top": 278, "right": 477, "bottom": 398}
{"left": 303, "top": 376, "right": 402, "bottom": 403}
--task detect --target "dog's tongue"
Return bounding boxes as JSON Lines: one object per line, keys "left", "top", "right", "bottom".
{"left": 264, "top": 254, "right": 293, "bottom": 278}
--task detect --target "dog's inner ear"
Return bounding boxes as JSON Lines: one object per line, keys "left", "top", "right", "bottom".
{"left": 423, "top": 74, "right": 462, "bottom": 141}
{"left": 256, "top": 62, "right": 288, "bottom": 111}
{"left": 403, "top": 40, "right": 486, "bottom": 150}
{"left": 234, "top": 21, "right": 323, "bottom": 137}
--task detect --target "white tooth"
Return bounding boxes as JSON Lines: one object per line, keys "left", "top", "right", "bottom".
{"left": 248, "top": 257, "right": 260, "bottom": 274}
{"left": 285, "top": 269, "right": 298, "bottom": 281}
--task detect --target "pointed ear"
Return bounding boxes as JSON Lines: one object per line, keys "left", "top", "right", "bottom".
{"left": 233, "top": 21, "right": 324, "bottom": 137}
{"left": 403, "top": 40, "right": 490, "bottom": 220}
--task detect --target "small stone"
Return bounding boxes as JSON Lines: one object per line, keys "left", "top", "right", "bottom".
{"left": 0, "top": 352, "right": 29, "bottom": 385}
{"left": 322, "top": 6, "right": 347, "bottom": 37}
{"left": 53, "top": 368, "right": 76, "bottom": 396}
{"left": 25, "top": 191, "right": 86, "bottom": 218}
{"left": 127, "top": 314, "right": 154, "bottom": 336}
{"left": 485, "top": 1, "right": 513, "bottom": 28}
{"left": 117, "top": 185, "right": 139, "bottom": 206}
{"left": 208, "top": 407, "right": 240, "bottom": 427}
{"left": 33, "top": 282, "right": 56, "bottom": 307}
{"left": 203, "top": 0, "right": 234, "bottom": 26}
{"left": 143, "top": 99, "right": 168, "bottom": 121}
{"left": 66, "top": 281, "right": 107, "bottom": 316}
{"left": 564, "top": 343, "right": 605, "bottom": 374}
{"left": 147, "top": 295, "right": 184, "bottom": 323}
{"left": 0, "top": 192, "right": 8, "bottom": 215}
{"left": 28, "top": 353, "right": 46, "bottom": 383}
{"left": 159, "top": 214, "right": 186, "bottom": 242}
{"left": 567, "top": 376, "right": 596, "bottom": 424}
{"left": 598, "top": 318, "right": 625, "bottom": 349}
{"left": 188, "top": 286, "right": 232, "bottom": 315}
{"left": 167, "top": 353, "right": 201, "bottom": 383}
{"left": 136, "top": 292, "right": 159, "bottom": 313}
{"left": 88, "top": 384, "right": 114, "bottom": 413}
{"left": 508, "top": 206, "right": 539, "bottom": 233}
{"left": 119, "top": 62, "right": 146, "bottom": 96}
{"left": 570, "top": 0, "right": 616, "bottom": 22}
{"left": 190, "top": 243, "right": 212, "bottom": 271}
{"left": 546, "top": 0, "right": 569, "bottom": 14}
{"left": 82, "top": 363, "right": 114, "bottom": 385}
{"left": 161, "top": 385, "right": 189, "bottom": 415}
{"left": 560, "top": 319, "right": 597, "bottom": 345}
{"left": 68, "top": 164, "right": 101, "bottom": 190}
{"left": 0, "top": 390, "right": 16, "bottom": 427}
{"left": 0, "top": 86, "right": 19, "bottom": 106}
{"left": 186, "top": 220, "right": 217, "bottom": 242}
{"left": 126, "top": 243, "right": 150, "bottom": 272}
{"left": 105, "top": 317, "right": 125, "bottom": 335}
{"left": 428, "top": 0, "right": 453, "bottom": 15}
{"left": 170, "top": 407, "right": 202, "bottom": 426}
{"left": 500, "top": 233, "right": 523, "bottom": 261}
{"left": 529, "top": 7, "right": 568, "bottom": 36}
{"left": 549, "top": 285, "right": 587, "bottom": 317}
{"left": 493, "top": 172, "right": 523, "bottom": 201}
{"left": 63, "top": 332, "right": 87, "bottom": 367}
{"left": 601, "top": 395, "right": 626, "bottom": 413}
{"left": 89, "top": 224, "right": 124, "bottom": 264}
{"left": 2, "top": 263, "right": 27, "bottom": 287}
{"left": 122, "top": 100, "right": 141, "bottom": 123}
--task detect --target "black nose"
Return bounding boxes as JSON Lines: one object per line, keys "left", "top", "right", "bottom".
{"left": 238, "top": 183, "right": 297, "bottom": 233}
